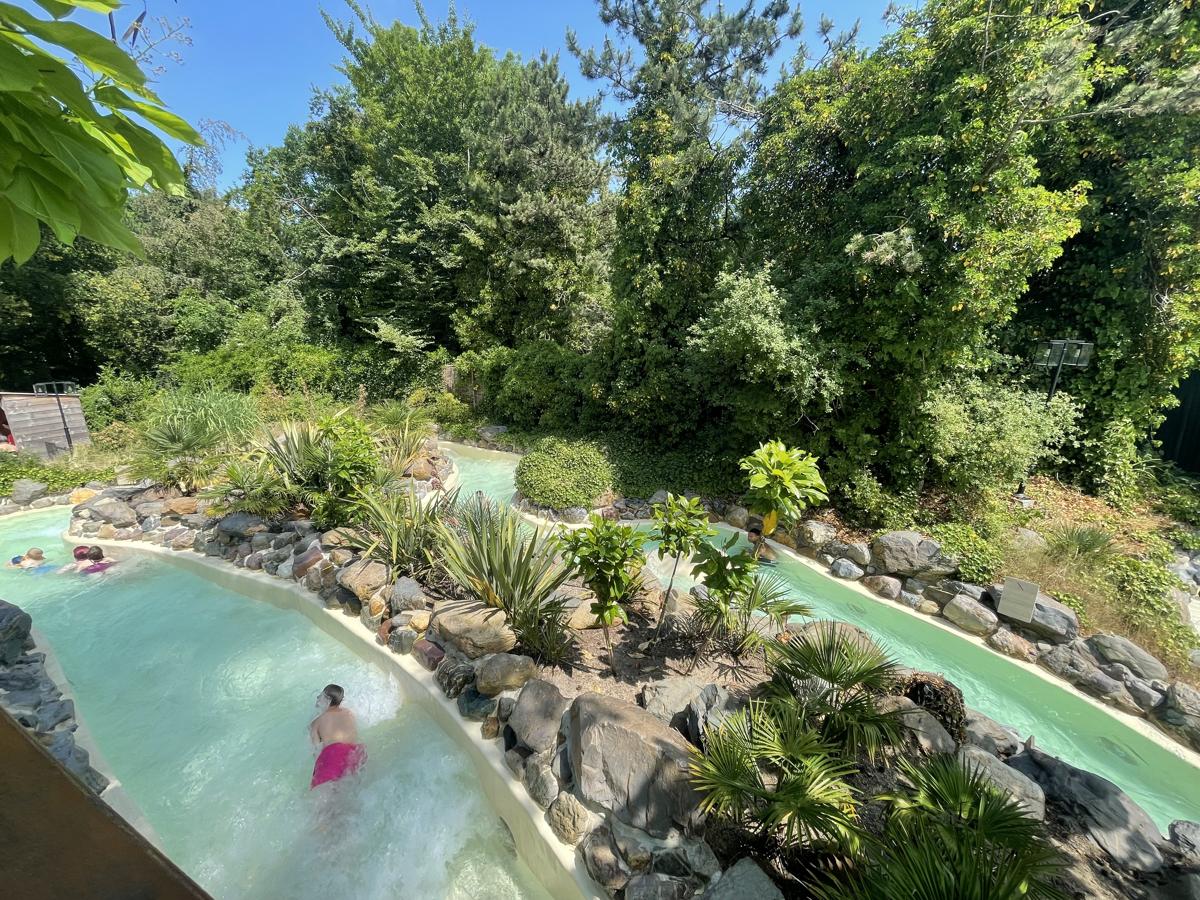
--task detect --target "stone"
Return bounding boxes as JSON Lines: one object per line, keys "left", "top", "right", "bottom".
{"left": 435, "top": 659, "right": 475, "bottom": 699}
{"left": 216, "top": 512, "right": 267, "bottom": 539}
{"left": 986, "top": 628, "right": 1038, "bottom": 662}
{"left": 861, "top": 575, "right": 902, "bottom": 600}
{"left": 389, "top": 577, "right": 428, "bottom": 612}
{"left": 1086, "top": 633, "right": 1169, "bottom": 681}
{"left": 941, "top": 594, "right": 999, "bottom": 636}
{"left": 581, "top": 827, "right": 630, "bottom": 894}
{"left": 964, "top": 709, "right": 1019, "bottom": 756}
{"left": 959, "top": 744, "right": 1045, "bottom": 820}
{"left": 896, "top": 590, "right": 922, "bottom": 609}
{"left": 457, "top": 687, "right": 498, "bottom": 721}
{"left": 700, "top": 858, "right": 782, "bottom": 900}
{"left": 985, "top": 584, "right": 1078, "bottom": 644}
{"left": 388, "top": 628, "right": 419, "bottom": 654}
{"left": 10, "top": 478, "right": 48, "bottom": 505}
{"left": 1153, "top": 682, "right": 1200, "bottom": 751}
{"left": 509, "top": 679, "right": 570, "bottom": 753}
{"left": 937, "top": 579, "right": 986, "bottom": 602}
{"left": 497, "top": 697, "right": 517, "bottom": 722}
{"left": 566, "top": 692, "right": 702, "bottom": 838}
{"left": 547, "top": 790, "right": 596, "bottom": 845}
{"left": 870, "top": 530, "right": 957, "bottom": 577}
{"left": 560, "top": 506, "right": 589, "bottom": 524}
{"left": 85, "top": 497, "right": 137, "bottom": 527}
{"left": 336, "top": 559, "right": 390, "bottom": 602}
{"left": 625, "top": 874, "right": 692, "bottom": 900}
{"left": 830, "top": 558, "right": 865, "bottom": 580}
{"left": 877, "top": 695, "right": 956, "bottom": 754}
{"left": 639, "top": 676, "right": 708, "bottom": 731}
{"left": 96, "top": 524, "right": 117, "bottom": 540}
{"left": 1008, "top": 747, "right": 1163, "bottom": 872}
{"left": 250, "top": 532, "right": 274, "bottom": 551}
{"left": 1039, "top": 641, "right": 1139, "bottom": 713}
{"left": 1168, "top": 820, "right": 1200, "bottom": 866}
{"left": 431, "top": 597, "right": 517, "bottom": 658}
{"left": 244, "top": 551, "right": 264, "bottom": 570}
{"left": 1010, "top": 527, "right": 1049, "bottom": 555}
{"left": 724, "top": 505, "right": 749, "bottom": 529}
{"left": 914, "top": 599, "right": 941, "bottom": 615}
{"left": 481, "top": 716, "right": 501, "bottom": 740}
{"left": 797, "top": 520, "right": 836, "bottom": 549}
{"left": 68, "top": 487, "right": 98, "bottom": 505}
{"left": 478, "top": 424, "right": 509, "bottom": 441}
{"left": 412, "top": 638, "right": 445, "bottom": 671}
{"left": 475, "top": 653, "right": 537, "bottom": 696}
{"left": 684, "top": 684, "right": 741, "bottom": 748}
{"left": 0, "top": 600, "right": 33, "bottom": 665}
{"left": 522, "top": 759, "right": 559, "bottom": 809}
{"left": 169, "top": 528, "right": 196, "bottom": 551}
{"left": 163, "top": 497, "right": 198, "bottom": 516}
{"left": 28, "top": 497, "right": 54, "bottom": 509}
{"left": 291, "top": 544, "right": 325, "bottom": 580}
{"left": 320, "top": 528, "right": 354, "bottom": 548}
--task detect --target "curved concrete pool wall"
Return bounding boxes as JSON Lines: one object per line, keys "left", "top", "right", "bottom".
{"left": 76, "top": 532, "right": 601, "bottom": 900}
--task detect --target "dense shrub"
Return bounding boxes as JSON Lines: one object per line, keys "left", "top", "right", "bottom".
{"left": 515, "top": 438, "right": 613, "bottom": 509}
{"left": 0, "top": 454, "right": 113, "bottom": 497}
{"left": 1107, "top": 555, "right": 1199, "bottom": 667}
{"left": 929, "top": 523, "right": 1004, "bottom": 585}
{"left": 79, "top": 367, "right": 157, "bottom": 431}
{"left": 839, "top": 467, "right": 918, "bottom": 530}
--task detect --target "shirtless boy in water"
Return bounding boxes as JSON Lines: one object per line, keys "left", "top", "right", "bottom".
{"left": 308, "top": 684, "right": 366, "bottom": 788}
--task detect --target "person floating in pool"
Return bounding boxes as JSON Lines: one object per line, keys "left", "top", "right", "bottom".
{"left": 7, "top": 548, "right": 49, "bottom": 571}
{"left": 79, "top": 546, "right": 116, "bottom": 575}
{"left": 746, "top": 527, "right": 778, "bottom": 565}
{"left": 309, "top": 683, "right": 366, "bottom": 789}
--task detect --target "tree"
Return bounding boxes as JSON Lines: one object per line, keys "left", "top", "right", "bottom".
{"left": 0, "top": 0, "right": 200, "bottom": 263}
{"left": 570, "top": 0, "right": 802, "bottom": 441}
{"left": 739, "top": 440, "right": 827, "bottom": 543}
{"left": 649, "top": 492, "right": 715, "bottom": 639}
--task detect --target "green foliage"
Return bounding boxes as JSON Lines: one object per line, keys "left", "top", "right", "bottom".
{"left": 689, "top": 563, "right": 811, "bottom": 665}
{"left": 649, "top": 492, "right": 716, "bottom": 632}
{"left": 515, "top": 437, "right": 614, "bottom": 509}
{"left": 840, "top": 468, "right": 919, "bottom": 531}
{"left": 0, "top": 0, "right": 200, "bottom": 264}
{"left": 348, "top": 486, "right": 448, "bottom": 580}
{"left": 79, "top": 367, "right": 157, "bottom": 431}
{"left": 134, "top": 389, "right": 260, "bottom": 492}
{"left": 202, "top": 458, "right": 292, "bottom": 519}
{"left": 929, "top": 523, "right": 1004, "bottom": 585}
{"left": 0, "top": 452, "right": 111, "bottom": 497}
{"left": 89, "top": 421, "right": 139, "bottom": 453}
{"left": 766, "top": 624, "right": 903, "bottom": 763}
{"left": 921, "top": 379, "right": 1079, "bottom": 496}
{"left": 1106, "top": 555, "right": 1200, "bottom": 666}
{"left": 1044, "top": 524, "right": 1117, "bottom": 569}
{"left": 438, "top": 494, "right": 574, "bottom": 663}
{"left": 690, "top": 699, "right": 859, "bottom": 851}
{"left": 817, "top": 756, "right": 1065, "bottom": 899}
{"left": 739, "top": 441, "right": 828, "bottom": 536}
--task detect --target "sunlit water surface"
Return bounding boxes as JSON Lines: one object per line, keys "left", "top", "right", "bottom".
{"left": 0, "top": 507, "right": 550, "bottom": 900}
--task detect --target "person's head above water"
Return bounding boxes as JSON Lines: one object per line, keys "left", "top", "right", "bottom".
{"left": 86, "top": 546, "right": 104, "bottom": 561}
{"left": 25, "top": 548, "right": 44, "bottom": 561}
{"left": 73, "top": 546, "right": 90, "bottom": 561}
{"left": 321, "top": 684, "right": 344, "bottom": 708}
{"left": 746, "top": 527, "right": 762, "bottom": 542}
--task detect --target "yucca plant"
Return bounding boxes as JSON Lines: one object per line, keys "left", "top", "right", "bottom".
{"left": 766, "top": 624, "right": 903, "bottom": 762}
{"left": 813, "top": 756, "right": 1065, "bottom": 899}
{"left": 649, "top": 492, "right": 716, "bottom": 640}
{"left": 372, "top": 402, "right": 434, "bottom": 475}
{"left": 1044, "top": 524, "right": 1115, "bottom": 570}
{"left": 691, "top": 698, "right": 860, "bottom": 852}
{"left": 202, "top": 457, "right": 294, "bottom": 519}
{"left": 348, "top": 485, "right": 450, "bottom": 579}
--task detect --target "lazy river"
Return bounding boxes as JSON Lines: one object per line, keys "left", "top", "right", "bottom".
{"left": 0, "top": 506, "right": 551, "bottom": 900}
{"left": 443, "top": 442, "right": 1200, "bottom": 829}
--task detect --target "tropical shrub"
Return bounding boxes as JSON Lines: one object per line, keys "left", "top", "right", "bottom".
{"left": 202, "top": 458, "right": 292, "bottom": 519}
{"left": 557, "top": 515, "right": 647, "bottom": 674}
{"left": 740, "top": 440, "right": 828, "bottom": 538}
{"left": 349, "top": 486, "right": 449, "bottom": 580}
{"left": 815, "top": 756, "right": 1065, "bottom": 899}
{"left": 928, "top": 523, "right": 1004, "bottom": 585}
{"left": 79, "top": 368, "right": 158, "bottom": 431}
{"left": 649, "top": 493, "right": 716, "bottom": 637}
{"left": 1044, "top": 524, "right": 1116, "bottom": 570}
{"left": 515, "top": 437, "right": 614, "bottom": 509}
{"left": 438, "top": 494, "right": 575, "bottom": 663}
{"left": 133, "top": 390, "right": 259, "bottom": 492}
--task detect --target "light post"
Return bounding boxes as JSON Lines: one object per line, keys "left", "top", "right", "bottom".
{"left": 33, "top": 381, "right": 80, "bottom": 453}
{"left": 1015, "top": 340, "right": 1094, "bottom": 501}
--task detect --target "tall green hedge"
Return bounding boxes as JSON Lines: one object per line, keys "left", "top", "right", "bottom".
{"left": 515, "top": 438, "right": 614, "bottom": 509}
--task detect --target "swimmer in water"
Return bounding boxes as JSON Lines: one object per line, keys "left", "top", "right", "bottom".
{"left": 79, "top": 546, "right": 116, "bottom": 574}
{"left": 746, "top": 527, "right": 777, "bottom": 564}
{"left": 7, "top": 548, "right": 46, "bottom": 570}
{"left": 309, "top": 684, "right": 366, "bottom": 789}
{"left": 58, "top": 546, "right": 92, "bottom": 574}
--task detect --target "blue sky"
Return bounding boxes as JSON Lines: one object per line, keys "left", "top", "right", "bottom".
{"left": 69, "top": 1, "right": 894, "bottom": 188}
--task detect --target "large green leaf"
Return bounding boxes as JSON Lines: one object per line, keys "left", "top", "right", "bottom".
{"left": 0, "top": 3, "right": 147, "bottom": 89}
{"left": 33, "top": 0, "right": 121, "bottom": 18}
{"left": 95, "top": 85, "right": 203, "bottom": 143}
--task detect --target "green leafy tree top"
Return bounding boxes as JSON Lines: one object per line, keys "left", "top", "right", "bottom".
{"left": 650, "top": 492, "right": 715, "bottom": 561}
{"left": 558, "top": 515, "right": 648, "bottom": 611}
{"left": 739, "top": 440, "right": 828, "bottom": 535}
{"left": 0, "top": 0, "right": 201, "bottom": 263}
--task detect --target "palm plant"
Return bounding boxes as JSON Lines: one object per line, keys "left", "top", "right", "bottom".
{"left": 348, "top": 485, "right": 450, "bottom": 580}
{"left": 438, "top": 494, "right": 575, "bottom": 662}
{"left": 814, "top": 756, "right": 1065, "bottom": 899}
{"left": 649, "top": 492, "right": 716, "bottom": 640}
{"left": 765, "top": 624, "right": 903, "bottom": 762}
{"left": 1044, "top": 523, "right": 1115, "bottom": 570}
{"left": 557, "top": 515, "right": 647, "bottom": 675}
{"left": 135, "top": 417, "right": 224, "bottom": 493}
{"left": 373, "top": 402, "right": 434, "bottom": 474}
{"left": 739, "top": 440, "right": 828, "bottom": 547}
{"left": 202, "top": 457, "right": 293, "bottom": 519}
{"left": 691, "top": 699, "right": 860, "bottom": 852}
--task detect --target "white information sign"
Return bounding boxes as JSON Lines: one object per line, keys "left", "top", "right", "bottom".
{"left": 998, "top": 576, "right": 1039, "bottom": 624}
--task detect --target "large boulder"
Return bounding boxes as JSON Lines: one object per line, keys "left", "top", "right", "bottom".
{"left": 1085, "top": 634, "right": 1168, "bottom": 682}
{"left": 786, "top": 620, "right": 880, "bottom": 656}
{"left": 640, "top": 677, "right": 708, "bottom": 732}
{"left": 964, "top": 709, "right": 1019, "bottom": 756}
{"left": 700, "top": 858, "right": 782, "bottom": 900}
{"left": 0, "top": 600, "right": 33, "bottom": 665}
{"left": 986, "top": 628, "right": 1037, "bottom": 663}
{"left": 475, "top": 653, "right": 537, "bottom": 696}
{"left": 9, "top": 479, "right": 48, "bottom": 505}
{"left": 1007, "top": 747, "right": 1163, "bottom": 872}
{"left": 861, "top": 575, "right": 902, "bottom": 600}
{"left": 216, "top": 512, "right": 268, "bottom": 539}
{"left": 567, "top": 692, "right": 703, "bottom": 838}
{"left": 509, "top": 679, "right": 570, "bottom": 753}
{"left": 958, "top": 744, "right": 1045, "bottom": 820}
{"left": 335, "top": 559, "right": 390, "bottom": 603}
{"left": 797, "top": 520, "right": 836, "bottom": 549}
{"left": 876, "top": 695, "right": 956, "bottom": 754}
{"left": 84, "top": 497, "right": 137, "bottom": 527}
{"left": 1038, "top": 641, "right": 1139, "bottom": 713}
{"left": 1153, "top": 682, "right": 1200, "bottom": 752}
{"left": 431, "top": 597, "right": 517, "bottom": 658}
{"left": 941, "top": 594, "right": 999, "bottom": 636}
{"left": 547, "top": 790, "right": 597, "bottom": 845}
{"left": 829, "top": 558, "right": 865, "bottom": 580}
{"left": 870, "top": 531, "right": 957, "bottom": 577}
{"left": 984, "top": 583, "right": 1078, "bottom": 644}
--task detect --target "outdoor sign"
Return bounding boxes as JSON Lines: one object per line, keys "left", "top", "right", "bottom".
{"left": 998, "top": 576, "right": 1039, "bottom": 624}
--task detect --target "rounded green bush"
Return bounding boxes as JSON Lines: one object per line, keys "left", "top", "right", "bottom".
{"left": 515, "top": 438, "right": 613, "bottom": 510}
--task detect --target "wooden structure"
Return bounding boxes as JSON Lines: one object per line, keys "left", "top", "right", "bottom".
{"left": 0, "top": 391, "right": 91, "bottom": 458}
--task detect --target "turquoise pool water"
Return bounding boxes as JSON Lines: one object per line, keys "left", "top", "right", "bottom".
{"left": 444, "top": 443, "right": 1200, "bottom": 830}
{"left": 0, "top": 508, "right": 549, "bottom": 900}
{"left": 444, "top": 444, "right": 519, "bottom": 506}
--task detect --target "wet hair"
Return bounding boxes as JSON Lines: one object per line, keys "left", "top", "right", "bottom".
{"left": 73, "top": 546, "right": 90, "bottom": 561}
{"left": 747, "top": 527, "right": 762, "bottom": 538}
{"left": 25, "top": 548, "right": 44, "bottom": 560}
{"left": 86, "top": 546, "right": 104, "bottom": 562}
{"left": 322, "top": 684, "right": 344, "bottom": 707}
